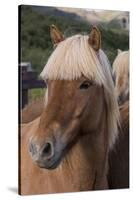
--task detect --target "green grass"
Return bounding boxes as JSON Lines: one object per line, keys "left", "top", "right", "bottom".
{"left": 28, "top": 88, "right": 46, "bottom": 102}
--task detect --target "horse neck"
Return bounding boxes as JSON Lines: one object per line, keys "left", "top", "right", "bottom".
{"left": 58, "top": 106, "right": 109, "bottom": 190}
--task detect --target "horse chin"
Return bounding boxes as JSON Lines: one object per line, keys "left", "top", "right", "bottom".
{"left": 37, "top": 160, "right": 60, "bottom": 170}
{"left": 35, "top": 153, "right": 63, "bottom": 170}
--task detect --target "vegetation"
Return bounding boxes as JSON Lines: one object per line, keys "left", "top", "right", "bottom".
{"left": 20, "top": 5, "right": 129, "bottom": 101}
{"left": 28, "top": 88, "right": 45, "bottom": 101}
{"left": 20, "top": 5, "right": 129, "bottom": 72}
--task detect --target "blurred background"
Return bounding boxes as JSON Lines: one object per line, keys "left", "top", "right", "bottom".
{"left": 20, "top": 5, "right": 129, "bottom": 104}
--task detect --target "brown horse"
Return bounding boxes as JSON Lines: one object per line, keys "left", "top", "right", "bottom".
{"left": 108, "top": 100, "right": 129, "bottom": 188}
{"left": 21, "top": 97, "right": 44, "bottom": 123}
{"left": 112, "top": 50, "right": 129, "bottom": 105}
{"left": 108, "top": 50, "right": 129, "bottom": 188}
{"left": 19, "top": 26, "right": 119, "bottom": 195}
{"left": 20, "top": 92, "right": 129, "bottom": 190}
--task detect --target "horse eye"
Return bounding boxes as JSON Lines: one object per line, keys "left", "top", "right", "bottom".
{"left": 79, "top": 81, "right": 91, "bottom": 90}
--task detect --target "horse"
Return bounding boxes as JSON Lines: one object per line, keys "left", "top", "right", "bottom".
{"left": 21, "top": 97, "right": 44, "bottom": 123}
{"left": 20, "top": 101, "right": 129, "bottom": 191}
{"left": 108, "top": 100, "right": 129, "bottom": 189}
{"left": 20, "top": 94, "right": 129, "bottom": 190}
{"left": 108, "top": 50, "right": 129, "bottom": 188}
{"left": 112, "top": 50, "right": 129, "bottom": 105}
{"left": 19, "top": 25, "right": 120, "bottom": 195}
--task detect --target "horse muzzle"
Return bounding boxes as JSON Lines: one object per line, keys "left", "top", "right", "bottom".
{"left": 28, "top": 137, "right": 66, "bottom": 170}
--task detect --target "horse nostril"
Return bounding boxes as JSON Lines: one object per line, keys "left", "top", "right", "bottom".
{"left": 29, "top": 142, "right": 37, "bottom": 156}
{"left": 42, "top": 142, "right": 53, "bottom": 158}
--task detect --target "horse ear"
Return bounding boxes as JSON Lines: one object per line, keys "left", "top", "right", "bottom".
{"left": 117, "top": 49, "right": 122, "bottom": 55}
{"left": 50, "top": 24, "right": 64, "bottom": 46}
{"left": 88, "top": 26, "right": 101, "bottom": 51}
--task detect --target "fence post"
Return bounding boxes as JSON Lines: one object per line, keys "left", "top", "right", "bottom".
{"left": 22, "top": 89, "right": 28, "bottom": 108}
{"left": 20, "top": 62, "right": 46, "bottom": 109}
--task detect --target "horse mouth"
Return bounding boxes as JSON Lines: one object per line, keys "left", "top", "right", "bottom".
{"left": 35, "top": 152, "right": 64, "bottom": 170}
{"left": 36, "top": 158, "right": 61, "bottom": 170}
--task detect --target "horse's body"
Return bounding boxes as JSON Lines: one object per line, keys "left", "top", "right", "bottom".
{"left": 112, "top": 50, "right": 129, "bottom": 104}
{"left": 108, "top": 50, "right": 129, "bottom": 188}
{"left": 20, "top": 26, "right": 119, "bottom": 195}
{"left": 21, "top": 97, "right": 44, "bottom": 123}
{"left": 20, "top": 101, "right": 129, "bottom": 193}
{"left": 108, "top": 101, "right": 129, "bottom": 188}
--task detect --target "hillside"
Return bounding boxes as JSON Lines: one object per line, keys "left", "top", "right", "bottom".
{"left": 58, "top": 8, "right": 127, "bottom": 23}
{"left": 20, "top": 5, "right": 129, "bottom": 73}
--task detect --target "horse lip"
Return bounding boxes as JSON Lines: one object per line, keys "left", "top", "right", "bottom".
{"left": 46, "top": 159, "right": 61, "bottom": 170}
{"left": 36, "top": 156, "right": 62, "bottom": 170}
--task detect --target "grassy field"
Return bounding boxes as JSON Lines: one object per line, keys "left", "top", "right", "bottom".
{"left": 28, "top": 88, "right": 46, "bottom": 102}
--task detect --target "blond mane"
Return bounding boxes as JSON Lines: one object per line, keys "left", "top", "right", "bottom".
{"left": 40, "top": 34, "right": 120, "bottom": 149}
{"left": 113, "top": 51, "right": 129, "bottom": 101}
